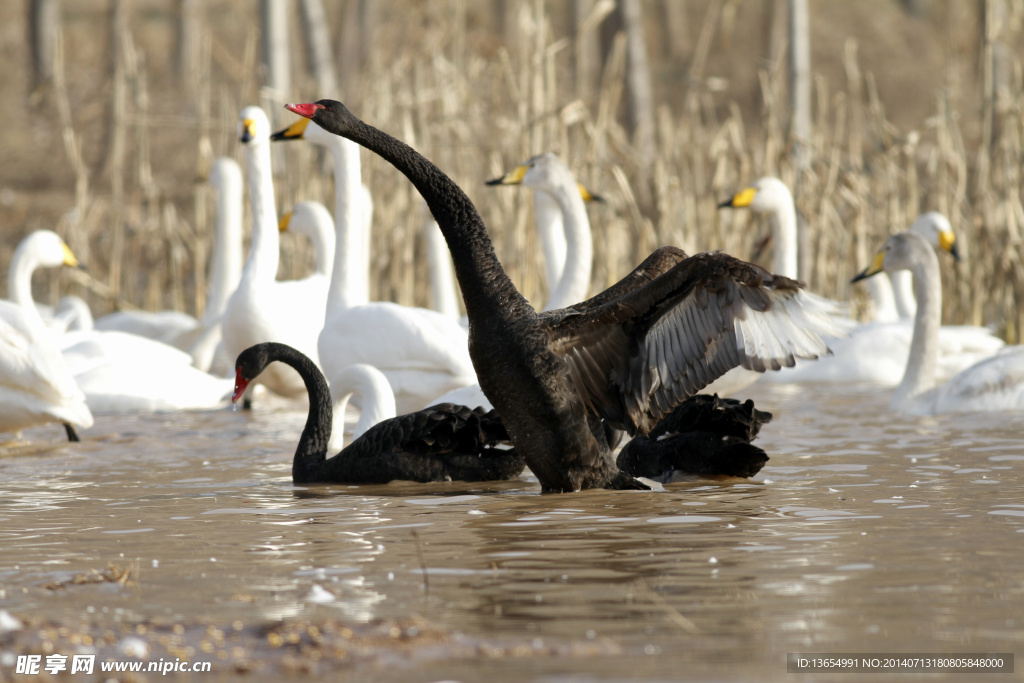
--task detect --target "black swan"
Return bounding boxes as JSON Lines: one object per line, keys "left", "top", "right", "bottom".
{"left": 232, "top": 342, "right": 524, "bottom": 484}
{"left": 617, "top": 394, "right": 771, "bottom": 481}
{"left": 283, "top": 100, "right": 843, "bottom": 493}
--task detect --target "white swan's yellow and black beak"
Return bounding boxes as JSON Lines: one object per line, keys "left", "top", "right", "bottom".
{"left": 270, "top": 117, "right": 310, "bottom": 142}
{"left": 61, "top": 241, "right": 84, "bottom": 270}
{"left": 239, "top": 118, "right": 257, "bottom": 144}
{"left": 232, "top": 369, "right": 250, "bottom": 403}
{"left": 486, "top": 164, "right": 528, "bottom": 186}
{"left": 577, "top": 183, "right": 605, "bottom": 204}
{"left": 938, "top": 229, "right": 961, "bottom": 261}
{"left": 718, "top": 186, "right": 757, "bottom": 209}
{"left": 851, "top": 250, "right": 886, "bottom": 283}
{"left": 278, "top": 211, "right": 293, "bottom": 233}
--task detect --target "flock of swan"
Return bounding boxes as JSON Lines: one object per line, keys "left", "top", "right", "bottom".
{"left": 3, "top": 97, "right": 1022, "bottom": 491}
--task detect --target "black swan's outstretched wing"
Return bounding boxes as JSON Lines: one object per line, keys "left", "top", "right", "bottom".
{"left": 549, "top": 250, "right": 844, "bottom": 435}
{"left": 318, "top": 404, "right": 523, "bottom": 484}
{"left": 616, "top": 394, "right": 771, "bottom": 480}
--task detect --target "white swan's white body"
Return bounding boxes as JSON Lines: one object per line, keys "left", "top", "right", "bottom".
{"left": 274, "top": 115, "right": 476, "bottom": 412}
{"left": 93, "top": 310, "right": 200, "bottom": 348}
{"left": 0, "top": 231, "right": 93, "bottom": 436}
{"left": 189, "top": 157, "right": 245, "bottom": 375}
{"left": 60, "top": 329, "right": 232, "bottom": 413}
{"left": 326, "top": 363, "right": 397, "bottom": 452}
{"left": 857, "top": 231, "right": 1024, "bottom": 414}
{"left": 221, "top": 107, "right": 329, "bottom": 399}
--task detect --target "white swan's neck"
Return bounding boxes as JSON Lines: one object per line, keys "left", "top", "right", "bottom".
{"left": 544, "top": 181, "right": 592, "bottom": 311}
{"left": 205, "top": 159, "right": 244, "bottom": 324}
{"left": 424, "top": 210, "right": 460, "bottom": 318}
{"left": 8, "top": 241, "right": 41, "bottom": 312}
{"left": 328, "top": 363, "right": 397, "bottom": 450}
{"left": 326, "top": 136, "right": 369, "bottom": 310}
{"left": 889, "top": 270, "right": 917, "bottom": 320}
{"left": 533, "top": 190, "right": 567, "bottom": 293}
{"left": 892, "top": 245, "right": 942, "bottom": 408}
{"left": 865, "top": 275, "right": 899, "bottom": 323}
{"left": 240, "top": 139, "right": 280, "bottom": 286}
{"left": 306, "top": 209, "right": 336, "bottom": 278}
{"left": 769, "top": 194, "right": 798, "bottom": 279}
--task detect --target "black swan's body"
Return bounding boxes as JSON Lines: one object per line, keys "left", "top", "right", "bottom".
{"left": 232, "top": 342, "right": 524, "bottom": 484}
{"left": 617, "top": 394, "right": 771, "bottom": 481}
{"left": 285, "top": 100, "right": 841, "bottom": 493}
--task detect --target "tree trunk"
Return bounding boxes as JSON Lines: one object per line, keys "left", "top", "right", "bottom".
{"left": 787, "top": 0, "right": 812, "bottom": 283}
{"left": 175, "top": 0, "right": 200, "bottom": 84}
{"left": 618, "top": 0, "right": 655, "bottom": 165}
{"left": 260, "top": 0, "right": 290, "bottom": 113}
{"left": 28, "top": 0, "right": 59, "bottom": 95}
{"left": 299, "top": 0, "right": 338, "bottom": 96}
{"left": 661, "top": 0, "right": 687, "bottom": 59}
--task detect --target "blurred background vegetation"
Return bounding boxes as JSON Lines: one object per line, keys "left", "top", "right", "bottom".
{"left": 4, "top": 0, "right": 1024, "bottom": 339}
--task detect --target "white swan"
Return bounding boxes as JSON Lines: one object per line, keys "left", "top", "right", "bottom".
{"left": 188, "top": 157, "right": 244, "bottom": 374}
{"left": 486, "top": 153, "right": 593, "bottom": 311}
{"left": 326, "top": 363, "right": 397, "bottom": 452}
{"left": 720, "top": 176, "right": 901, "bottom": 322}
{"left": 0, "top": 231, "right": 93, "bottom": 439}
{"left": 853, "top": 230, "right": 1024, "bottom": 413}
{"left": 273, "top": 115, "right": 476, "bottom": 412}
{"left": 220, "top": 106, "right": 329, "bottom": 399}
{"left": 279, "top": 200, "right": 335, "bottom": 278}
{"left": 422, "top": 202, "right": 460, "bottom": 319}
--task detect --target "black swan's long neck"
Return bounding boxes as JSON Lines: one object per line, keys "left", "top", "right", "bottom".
{"left": 259, "top": 343, "right": 332, "bottom": 481}
{"left": 339, "top": 118, "right": 531, "bottom": 320}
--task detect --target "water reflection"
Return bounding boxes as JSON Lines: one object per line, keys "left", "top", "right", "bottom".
{"left": 0, "top": 384, "right": 1022, "bottom": 677}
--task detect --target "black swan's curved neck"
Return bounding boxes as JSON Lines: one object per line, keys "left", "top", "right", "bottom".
{"left": 333, "top": 115, "right": 531, "bottom": 319}
{"left": 255, "top": 343, "right": 332, "bottom": 481}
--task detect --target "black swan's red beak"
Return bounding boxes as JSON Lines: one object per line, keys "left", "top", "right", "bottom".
{"left": 284, "top": 102, "right": 324, "bottom": 120}
{"left": 232, "top": 369, "right": 250, "bottom": 403}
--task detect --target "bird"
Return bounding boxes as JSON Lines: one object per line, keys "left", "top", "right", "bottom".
{"left": 853, "top": 231, "right": 1024, "bottom": 414}
{"left": 220, "top": 106, "right": 329, "bottom": 400}
{"left": 283, "top": 100, "right": 845, "bottom": 492}
{"left": 720, "top": 176, "right": 901, "bottom": 322}
{"left": 616, "top": 394, "right": 771, "bottom": 482}
{"left": 232, "top": 342, "right": 525, "bottom": 484}
{"left": 722, "top": 181, "right": 1001, "bottom": 384}
{"left": 0, "top": 231, "right": 92, "bottom": 440}
{"left": 188, "top": 156, "right": 245, "bottom": 375}
{"left": 278, "top": 200, "right": 335, "bottom": 278}
{"left": 271, "top": 115, "right": 477, "bottom": 413}
{"left": 485, "top": 152, "right": 602, "bottom": 311}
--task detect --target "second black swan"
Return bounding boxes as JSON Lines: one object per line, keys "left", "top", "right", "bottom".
{"left": 616, "top": 394, "right": 771, "bottom": 481}
{"left": 283, "top": 100, "right": 843, "bottom": 493}
{"left": 232, "top": 342, "right": 524, "bottom": 484}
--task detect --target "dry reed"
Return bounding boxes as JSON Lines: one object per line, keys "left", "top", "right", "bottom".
{"left": 6, "top": 2, "right": 1024, "bottom": 344}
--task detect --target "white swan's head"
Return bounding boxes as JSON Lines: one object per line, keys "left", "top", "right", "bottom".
{"left": 15, "top": 230, "right": 81, "bottom": 271}
{"left": 719, "top": 176, "right": 793, "bottom": 214}
{"left": 852, "top": 231, "right": 933, "bottom": 282}
{"left": 238, "top": 106, "right": 271, "bottom": 146}
{"left": 908, "top": 211, "right": 960, "bottom": 261}
{"left": 486, "top": 153, "right": 602, "bottom": 202}
{"left": 279, "top": 200, "right": 333, "bottom": 241}
{"left": 210, "top": 156, "right": 242, "bottom": 191}
{"left": 269, "top": 116, "right": 337, "bottom": 147}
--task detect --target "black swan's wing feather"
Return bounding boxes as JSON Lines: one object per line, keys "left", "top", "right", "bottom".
{"left": 550, "top": 251, "right": 841, "bottom": 435}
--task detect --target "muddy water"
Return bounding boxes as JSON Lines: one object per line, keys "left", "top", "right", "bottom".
{"left": 1, "top": 384, "right": 1023, "bottom": 681}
